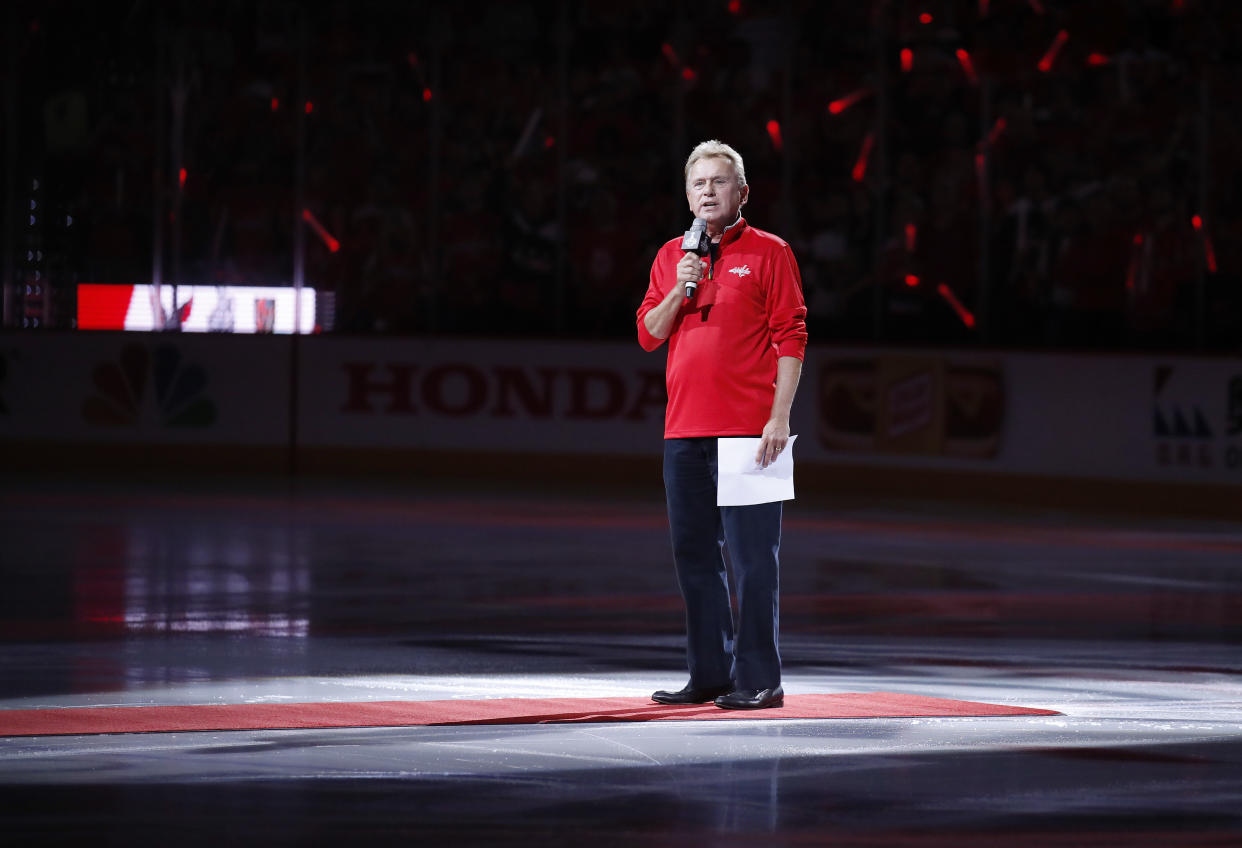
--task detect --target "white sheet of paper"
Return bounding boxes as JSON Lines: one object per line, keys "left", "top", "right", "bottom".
{"left": 716, "top": 435, "right": 797, "bottom": 506}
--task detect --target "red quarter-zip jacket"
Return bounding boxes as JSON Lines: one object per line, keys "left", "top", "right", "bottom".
{"left": 636, "top": 218, "right": 808, "bottom": 438}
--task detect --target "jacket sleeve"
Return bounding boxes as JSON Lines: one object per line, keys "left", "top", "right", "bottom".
{"left": 636, "top": 250, "right": 670, "bottom": 352}
{"left": 767, "top": 242, "right": 809, "bottom": 361}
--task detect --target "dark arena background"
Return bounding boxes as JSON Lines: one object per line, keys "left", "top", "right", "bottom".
{"left": 2, "top": 1, "right": 1241, "bottom": 845}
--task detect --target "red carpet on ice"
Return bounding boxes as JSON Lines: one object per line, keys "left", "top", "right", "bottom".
{"left": 0, "top": 692, "right": 1059, "bottom": 737}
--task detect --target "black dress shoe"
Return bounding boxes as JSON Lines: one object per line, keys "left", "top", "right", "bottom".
{"left": 651, "top": 683, "right": 734, "bottom": 705}
{"left": 714, "top": 685, "right": 784, "bottom": 710}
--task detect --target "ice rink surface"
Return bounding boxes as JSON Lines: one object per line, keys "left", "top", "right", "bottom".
{"left": 1, "top": 472, "right": 1240, "bottom": 846}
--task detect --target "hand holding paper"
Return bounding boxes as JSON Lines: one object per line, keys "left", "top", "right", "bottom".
{"left": 717, "top": 435, "right": 797, "bottom": 507}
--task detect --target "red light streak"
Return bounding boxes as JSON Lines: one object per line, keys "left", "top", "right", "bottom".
{"left": 178, "top": 168, "right": 187, "bottom": 189}
{"left": 905, "top": 222, "right": 917, "bottom": 253}
{"left": 1038, "top": 30, "right": 1069, "bottom": 72}
{"left": 955, "top": 48, "right": 978, "bottom": 84}
{"left": 979, "top": 117, "right": 1007, "bottom": 151}
{"left": 829, "top": 87, "right": 873, "bottom": 115}
{"left": 407, "top": 52, "right": 429, "bottom": 92}
{"left": 661, "top": 43, "right": 680, "bottom": 67}
{"left": 422, "top": 87, "right": 433, "bottom": 102}
{"left": 937, "top": 283, "right": 976, "bottom": 328}
{"left": 681, "top": 67, "right": 697, "bottom": 81}
{"left": 544, "top": 135, "right": 556, "bottom": 149}
{"left": 905, "top": 274, "right": 920, "bottom": 288}
{"left": 852, "top": 132, "right": 875, "bottom": 182}
{"left": 304, "top": 101, "right": 314, "bottom": 114}
{"left": 919, "top": 12, "right": 933, "bottom": 25}
{"left": 728, "top": 0, "right": 742, "bottom": 13}
{"left": 1193, "top": 215, "right": 1218, "bottom": 273}
{"left": 1087, "top": 53, "right": 1110, "bottom": 66}
{"left": 901, "top": 48, "right": 913, "bottom": 72}
{"left": 766, "top": 120, "right": 783, "bottom": 152}
{"left": 270, "top": 97, "right": 280, "bottom": 112}
{"left": 301, "top": 208, "right": 340, "bottom": 253}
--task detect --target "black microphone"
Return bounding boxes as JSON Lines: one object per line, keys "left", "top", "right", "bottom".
{"left": 679, "top": 217, "right": 710, "bottom": 299}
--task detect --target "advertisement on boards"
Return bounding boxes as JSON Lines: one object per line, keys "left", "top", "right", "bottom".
{"left": 0, "top": 333, "right": 290, "bottom": 445}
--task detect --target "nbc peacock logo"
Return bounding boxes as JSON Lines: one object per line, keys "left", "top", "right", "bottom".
{"left": 82, "top": 343, "right": 216, "bottom": 429}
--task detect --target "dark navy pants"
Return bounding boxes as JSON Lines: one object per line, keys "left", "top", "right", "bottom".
{"left": 663, "top": 437, "right": 782, "bottom": 691}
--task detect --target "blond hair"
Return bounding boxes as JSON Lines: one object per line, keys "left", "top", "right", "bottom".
{"left": 684, "top": 140, "right": 747, "bottom": 188}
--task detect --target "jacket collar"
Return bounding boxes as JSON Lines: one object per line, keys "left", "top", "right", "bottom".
{"left": 716, "top": 215, "right": 748, "bottom": 248}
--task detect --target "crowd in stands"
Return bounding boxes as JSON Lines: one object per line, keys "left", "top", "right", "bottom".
{"left": 13, "top": 0, "right": 1242, "bottom": 351}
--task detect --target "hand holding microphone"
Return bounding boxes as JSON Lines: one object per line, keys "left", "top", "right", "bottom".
{"left": 679, "top": 217, "right": 710, "bottom": 299}
{"left": 643, "top": 219, "right": 712, "bottom": 340}
{"left": 676, "top": 252, "right": 706, "bottom": 301}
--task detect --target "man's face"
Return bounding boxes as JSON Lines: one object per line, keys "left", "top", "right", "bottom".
{"left": 686, "top": 156, "right": 748, "bottom": 232}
